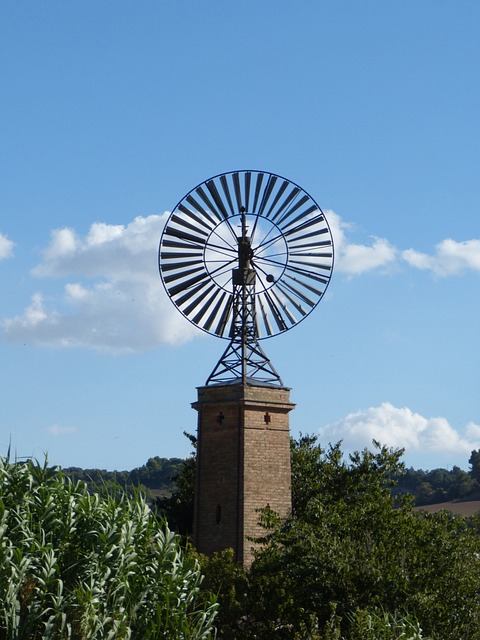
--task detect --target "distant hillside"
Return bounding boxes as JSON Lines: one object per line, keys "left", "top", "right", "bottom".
{"left": 62, "top": 456, "right": 186, "bottom": 496}
{"left": 415, "top": 500, "right": 480, "bottom": 517}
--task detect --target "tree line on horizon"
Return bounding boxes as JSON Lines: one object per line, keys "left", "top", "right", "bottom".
{"left": 62, "top": 443, "right": 480, "bottom": 509}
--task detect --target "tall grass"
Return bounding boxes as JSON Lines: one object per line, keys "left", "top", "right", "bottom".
{"left": 0, "top": 456, "right": 217, "bottom": 639}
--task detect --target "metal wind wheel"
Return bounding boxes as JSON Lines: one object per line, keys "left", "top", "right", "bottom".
{"left": 158, "top": 170, "right": 334, "bottom": 347}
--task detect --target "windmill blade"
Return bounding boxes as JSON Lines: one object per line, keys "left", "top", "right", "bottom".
{"left": 185, "top": 195, "right": 218, "bottom": 227}
{"left": 195, "top": 186, "right": 224, "bottom": 223}
{"left": 263, "top": 290, "right": 288, "bottom": 332}
{"left": 265, "top": 179, "right": 289, "bottom": 218}
{"left": 232, "top": 172, "right": 243, "bottom": 213}
{"left": 214, "top": 294, "right": 234, "bottom": 337}
{"left": 163, "top": 226, "right": 207, "bottom": 247}
{"left": 178, "top": 203, "right": 216, "bottom": 231}
{"left": 284, "top": 262, "right": 330, "bottom": 285}
{"left": 257, "top": 174, "right": 277, "bottom": 217}
{"left": 252, "top": 172, "right": 265, "bottom": 213}
{"left": 167, "top": 270, "right": 211, "bottom": 298}
{"left": 160, "top": 250, "right": 204, "bottom": 261}
{"left": 220, "top": 174, "right": 236, "bottom": 216}
{"left": 244, "top": 171, "right": 251, "bottom": 212}
{"left": 269, "top": 185, "right": 301, "bottom": 222}
{"left": 204, "top": 290, "right": 228, "bottom": 332}
{"left": 170, "top": 214, "right": 209, "bottom": 238}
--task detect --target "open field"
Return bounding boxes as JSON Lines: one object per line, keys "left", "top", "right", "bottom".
{"left": 415, "top": 501, "right": 480, "bottom": 517}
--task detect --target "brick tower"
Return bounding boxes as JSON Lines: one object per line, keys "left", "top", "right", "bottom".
{"left": 192, "top": 381, "right": 294, "bottom": 565}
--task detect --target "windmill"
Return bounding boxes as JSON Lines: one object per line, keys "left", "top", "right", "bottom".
{"left": 159, "top": 170, "right": 334, "bottom": 564}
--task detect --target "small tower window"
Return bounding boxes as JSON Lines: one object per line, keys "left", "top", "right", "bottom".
{"left": 264, "top": 412, "right": 271, "bottom": 424}
{"left": 216, "top": 504, "right": 222, "bottom": 524}
{"left": 217, "top": 412, "right": 225, "bottom": 425}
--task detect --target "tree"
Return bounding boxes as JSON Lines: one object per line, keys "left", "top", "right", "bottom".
{"left": 0, "top": 455, "right": 217, "bottom": 639}
{"left": 242, "top": 437, "right": 480, "bottom": 639}
{"left": 469, "top": 449, "right": 480, "bottom": 484}
{"left": 153, "top": 432, "right": 197, "bottom": 539}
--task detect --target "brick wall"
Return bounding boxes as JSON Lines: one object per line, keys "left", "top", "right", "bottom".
{"left": 192, "top": 382, "right": 294, "bottom": 565}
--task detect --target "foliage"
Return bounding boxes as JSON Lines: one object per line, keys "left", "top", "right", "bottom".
{"left": 240, "top": 437, "right": 480, "bottom": 639}
{"left": 155, "top": 433, "right": 480, "bottom": 638}
{"left": 346, "top": 608, "right": 428, "bottom": 639}
{"left": 153, "top": 433, "right": 197, "bottom": 539}
{"left": 396, "top": 464, "right": 478, "bottom": 505}
{"left": 192, "top": 549, "right": 248, "bottom": 638}
{"left": 469, "top": 449, "right": 480, "bottom": 485}
{"left": 0, "top": 455, "right": 217, "bottom": 639}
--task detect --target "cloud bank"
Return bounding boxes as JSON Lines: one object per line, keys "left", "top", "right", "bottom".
{"left": 2, "top": 210, "right": 479, "bottom": 353}
{"left": 3, "top": 214, "right": 199, "bottom": 353}
{"left": 319, "top": 402, "right": 480, "bottom": 467}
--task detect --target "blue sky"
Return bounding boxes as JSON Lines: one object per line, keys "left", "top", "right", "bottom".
{"left": 1, "top": 1, "right": 479, "bottom": 471}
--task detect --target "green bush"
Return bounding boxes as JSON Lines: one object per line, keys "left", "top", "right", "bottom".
{"left": 0, "top": 456, "right": 217, "bottom": 639}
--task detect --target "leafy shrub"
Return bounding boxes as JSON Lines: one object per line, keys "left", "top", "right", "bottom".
{"left": 0, "top": 456, "right": 217, "bottom": 639}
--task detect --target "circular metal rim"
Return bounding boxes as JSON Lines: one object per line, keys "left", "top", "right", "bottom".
{"left": 159, "top": 169, "right": 335, "bottom": 340}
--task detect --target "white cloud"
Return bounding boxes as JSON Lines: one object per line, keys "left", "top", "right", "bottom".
{"left": 326, "top": 210, "right": 397, "bottom": 275}
{"left": 3, "top": 214, "right": 200, "bottom": 353}
{"left": 319, "top": 402, "right": 480, "bottom": 466}
{"left": 0, "top": 233, "right": 14, "bottom": 259}
{"left": 47, "top": 424, "right": 77, "bottom": 437}
{"left": 402, "top": 238, "right": 480, "bottom": 276}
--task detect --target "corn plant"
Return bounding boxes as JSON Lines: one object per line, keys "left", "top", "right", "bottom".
{"left": 348, "top": 608, "right": 428, "bottom": 639}
{"left": 0, "top": 455, "right": 217, "bottom": 639}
